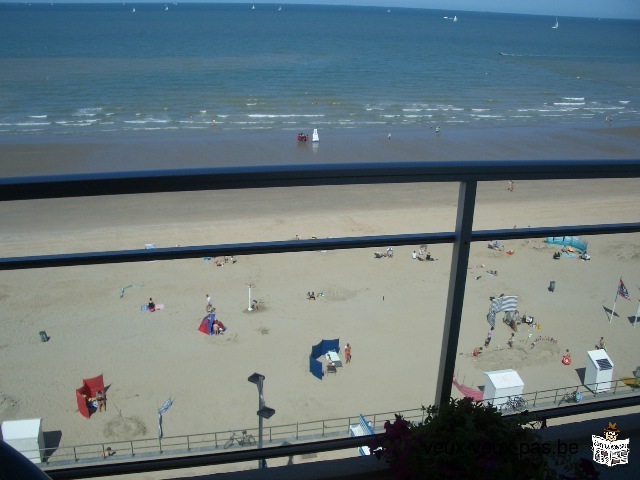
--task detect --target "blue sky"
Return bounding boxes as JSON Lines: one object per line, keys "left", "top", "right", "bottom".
{"left": 13, "top": 1, "right": 640, "bottom": 20}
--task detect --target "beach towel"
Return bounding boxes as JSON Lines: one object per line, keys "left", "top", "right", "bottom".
{"left": 141, "top": 304, "right": 164, "bottom": 311}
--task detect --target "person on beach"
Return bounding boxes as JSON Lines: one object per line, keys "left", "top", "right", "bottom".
{"left": 507, "top": 332, "right": 515, "bottom": 349}
{"left": 472, "top": 346, "right": 483, "bottom": 356}
{"left": 96, "top": 390, "right": 106, "bottom": 412}
{"left": 148, "top": 298, "right": 156, "bottom": 312}
{"left": 596, "top": 337, "right": 606, "bottom": 350}
{"left": 412, "top": 251, "right": 417, "bottom": 260}
{"left": 345, "top": 343, "right": 352, "bottom": 363}
{"left": 508, "top": 180, "right": 514, "bottom": 191}
{"left": 485, "top": 327, "right": 494, "bottom": 347}
{"left": 206, "top": 294, "right": 212, "bottom": 308}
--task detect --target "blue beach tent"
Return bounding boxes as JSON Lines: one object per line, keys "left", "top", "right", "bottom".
{"left": 309, "top": 339, "right": 340, "bottom": 380}
{"left": 545, "top": 236, "right": 587, "bottom": 253}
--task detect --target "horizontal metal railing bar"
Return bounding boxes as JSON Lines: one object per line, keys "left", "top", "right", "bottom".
{"left": 2, "top": 160, "right": 640, "bottom": 201}
{"left": 43, "top": 437, "right": 373, "bottom": 480}
{"left": 43, "top": 395, "right": 640, "bottom": 480}
{"left": 3, "top": 223, "right": 640, "bottom": 271}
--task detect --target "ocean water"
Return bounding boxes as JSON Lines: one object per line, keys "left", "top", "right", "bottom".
{"left": 0, "top": 3, "right": 639, "bottom": 137}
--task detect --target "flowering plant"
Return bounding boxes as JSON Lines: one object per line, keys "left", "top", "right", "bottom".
{"left": 368, "top": 398, "right": 598, "bottom": 480}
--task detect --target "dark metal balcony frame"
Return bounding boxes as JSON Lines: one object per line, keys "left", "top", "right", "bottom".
{"left": 2, "top": 159, "right": 640, "bottom": 478}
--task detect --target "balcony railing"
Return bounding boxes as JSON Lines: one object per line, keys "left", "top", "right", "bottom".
{"left": 2, "top": 159, "right": 640, "bottom": 479}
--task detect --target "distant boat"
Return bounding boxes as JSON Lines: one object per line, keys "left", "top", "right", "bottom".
{"left": 164, "top": 5, "right": 168, "bottom": 11}
{"left": 132, "top": 7, "right": 135, "bottom": 13}
{"left": 278, "top": 5, "right": 282, "bottom": 11}
{"left": 252, "top": 4, "right": 255, "bottom": 10}
{"left": 453, "top": 15, "right": 458, "bottom": 22}
{"left": 552, "top": 18, "right": 559, "bottom": 29}
{"left": 312, "top": 128, "right": 319, "bottom": 143}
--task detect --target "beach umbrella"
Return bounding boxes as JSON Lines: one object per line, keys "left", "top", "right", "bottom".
{"left": 157, "top": 398, "right": 174, "bottom": 438}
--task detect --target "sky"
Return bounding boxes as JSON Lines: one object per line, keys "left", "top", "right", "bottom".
{"left": 10, "top": 1, "right": 640, "bottom": 20}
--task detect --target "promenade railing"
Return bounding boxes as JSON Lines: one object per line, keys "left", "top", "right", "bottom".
{"left": 25, "top": 378, "right": 638, "bottom": 466}
{"left": 2, "top": 159, "right": 640, "bottom": 478}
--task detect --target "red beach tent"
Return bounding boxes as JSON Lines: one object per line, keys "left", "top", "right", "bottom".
{"left": 75, "top": 374, "right": 105, "bottom": 419}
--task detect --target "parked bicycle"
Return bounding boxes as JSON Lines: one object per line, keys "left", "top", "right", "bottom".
{"left": 224, "top": 430, "right": 256, "bottom": 449}
{"left": 500, "top": 395, "right": 528, "bottom": 413}
{"left": 558, "top": 389, "right": 583, "bottom": 406}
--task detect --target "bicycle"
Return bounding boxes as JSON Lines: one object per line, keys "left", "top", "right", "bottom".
{"left": 501, "top": 395, "right": 528, "bottom": 413}
{"left": 224, "top": 430, "right": 256, "bottom": 449}
{"left": 558, "top": 389, "right": 582, "bottom": 406}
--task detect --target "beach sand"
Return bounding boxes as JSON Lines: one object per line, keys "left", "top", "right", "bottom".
{"left": 1, "top": 124, "right": 639, "bottom": 475}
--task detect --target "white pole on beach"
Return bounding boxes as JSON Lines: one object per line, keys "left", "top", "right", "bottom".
{"left": 610, "top": 277, "right": 620, "bottom": 323}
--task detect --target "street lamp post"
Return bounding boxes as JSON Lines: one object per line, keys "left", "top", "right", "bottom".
{"left": 248, "top": 373, "right": 275, "bottom": 469}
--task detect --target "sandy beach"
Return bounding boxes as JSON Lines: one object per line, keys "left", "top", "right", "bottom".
{"left": 1, "top": 124, "right": 640, "bottom": 473}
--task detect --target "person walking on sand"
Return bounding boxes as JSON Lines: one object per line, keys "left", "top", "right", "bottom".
{"left": 507, "top": 180, "right": 514, "bottom": 192}
{"left": 345, "top": 343, "right": 352, "bottom": 364}
{"left": 507, "top": 332, "right": 515, "bottom": 349}
{"left": 485, "top": 327, "right": 494, "bottom": 347}
{"left": 206, "top": 293, "right": 213, "bottom": 312}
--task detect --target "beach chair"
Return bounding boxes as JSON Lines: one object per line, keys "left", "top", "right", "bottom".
{"left": 349, "top": 414, "right": 375, "bottom": 456}
{"left": 326, "top": 364, "right": 337, "bottom": 376}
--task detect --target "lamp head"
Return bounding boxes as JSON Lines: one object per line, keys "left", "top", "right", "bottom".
{"left": 257, "top": 406, "right": 276, "bottom": 419}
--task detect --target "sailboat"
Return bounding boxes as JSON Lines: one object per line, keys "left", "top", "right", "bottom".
{"left": 251, "top": 4, "right": 255, "bottom": 10}
{"left": 312, "top": 128, "right": 319, "bottom": 143}
{"left": 278, "top": 5, "right": 282, "bottom": 11}
{"left": 552, "top": 18, "right": 559, "bottom": 29}
{"left": 164, "top": 5, "right": 168, "bottom": 11}
{"left": 131, "top": 7, "right": 135, "bottom": 13}
{"left": 453, "top": 15, "right": 458, "bottom": 22}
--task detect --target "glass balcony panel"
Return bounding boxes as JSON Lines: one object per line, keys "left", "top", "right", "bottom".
{"left": 0, "top": 184, "right": 459, "bottom": 258}
{"left": 0, "top": 245, "right": 452, "bottom": 464}
{"left": 454, "top": 233, "right": 640, "bottom": 411}
{"left": 473, "top": 179, "right": 640, "bottom": 230}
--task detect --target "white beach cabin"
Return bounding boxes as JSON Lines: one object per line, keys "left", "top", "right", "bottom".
{"left": 584, "top": 349, "right": 614, "bottom": 393}
{"left": 482, "top": 369, "right": 524, "bottom": 410}
{"left": 1, "top": 418, "right": 45, "bottom": 464}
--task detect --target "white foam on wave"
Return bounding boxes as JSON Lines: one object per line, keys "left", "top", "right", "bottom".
{"left": 402, "top": 108, "right": 422, "bottom": 112}
{"left": 29, "top": 115, "right": 48, "bottom": 119}
{"left": 554, "top": 102, "right": 585, "bottom": 106}
{"left": 74, "top": 107, "right": 103, "bottom": 116}
{"left": 471, "top": 109, "right": 489, "bottom": 112}
{"left": 247, "top": 114, "right": 324, "bottom": 118}
{"left": 15, "top": 121, "right": 51, "bottom": 126}
{"left": 619, "top": 100, "right": 630, "bottom": 104}
{"left": 124, "top": 118, "right": 170, "bottom": 124}
{"left": 563, "top": 97, "right": 584, "bottom": 101}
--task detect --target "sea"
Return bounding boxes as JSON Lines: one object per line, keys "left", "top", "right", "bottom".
{"left": 1, "top": 3, "right": 639, "bottom": 138}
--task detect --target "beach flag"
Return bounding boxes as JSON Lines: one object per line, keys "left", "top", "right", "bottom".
{"left": 610, "top": 277, "right": 630, "bottom": 323}
{"left": 617, "top": 279, "right": 630, "bottom": 300}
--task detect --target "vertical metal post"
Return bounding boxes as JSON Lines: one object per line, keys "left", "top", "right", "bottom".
{"left": 257, "top": 375, "right": 264, "bottom": 469}
{"left": 435, "top": 180, "right": 477, "bottom": 407}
